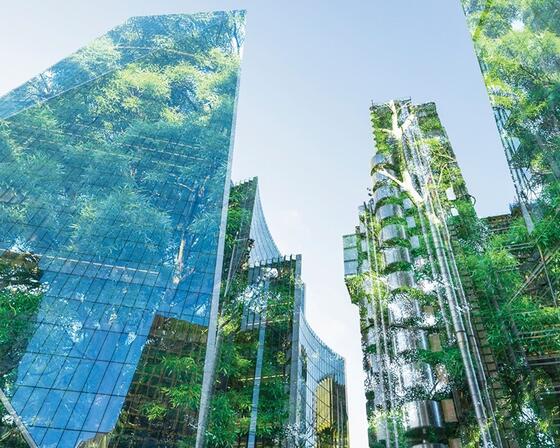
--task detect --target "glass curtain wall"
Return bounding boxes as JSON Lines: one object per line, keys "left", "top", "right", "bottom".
{"left": 0, "top": 12, "right": 245, "bottom": 448}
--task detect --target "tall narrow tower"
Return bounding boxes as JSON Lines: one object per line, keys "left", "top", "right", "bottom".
{"left": 344, "top": 99, "right": 501, "bottom": 447}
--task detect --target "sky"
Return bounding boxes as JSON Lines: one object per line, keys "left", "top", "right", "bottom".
{"left": 0, "top": 1, "right": 516, "bottom": 445}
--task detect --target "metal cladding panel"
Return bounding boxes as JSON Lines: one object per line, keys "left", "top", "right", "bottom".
{"left": 381, "top": 246, "right": 411, "bottom": 266}
{"left": 373, "top": 185, "right": 399, "bottom": 205}
{"left": 402, "top": 198, "right": 414, "bottom": 210}
{"left": 410, "top": 234, "right": 421, "bottom": 249}
{"left": 386, "top": 270, "right": 414, "bottom": 291}
{"left": 380, "top": 224, "right": 407, "bottom": 244}
{"left": 406, "top": 215, "right": 416, "bottom": 228}
{"left": 375, "top": 418, "right": 388, "bottom": 443}
{"left": 393, "top": 328, "right": 429, "bottom": 354}
{"left": 371, "top": 153, "right": 394, "bottom": 170}
{"left": 376, "top": 203, "right": 403, "bottom": 221}
{"left": 397, "top": 363, "right": 435, "bottom": 393}
{"left": 403, "top": 400, "right": 444, "bottom": 432}
{"left": 371, "top": 169, "right": 395, "bottom": 189}
{"left": 388, "top": 296, "right": 422, "bottom": 324}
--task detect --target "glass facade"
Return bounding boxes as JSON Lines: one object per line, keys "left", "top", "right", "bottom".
{"left": 461, "top": 0, "right": 560, "bottom": 209}
{"left": 294, "top": 312, "right": 349, "bottom": 448}
{"left": 207, "top": 179, "right": 349, "bottom": 448}
{"left": 0, "top": 11, "right": 244, "bottom": 447}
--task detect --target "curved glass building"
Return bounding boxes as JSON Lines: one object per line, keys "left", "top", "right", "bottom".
{"left": 0, "top": 11, "right": 347, "bottom": 447}
{"left": 206, "top": 178, "right": 349, "bottom": 448}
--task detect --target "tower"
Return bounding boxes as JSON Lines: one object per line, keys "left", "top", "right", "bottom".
{"left": 0, "top": 12, "right": 245, "bottom": 447}
{"left": 207, "top": 179, "right": 349, "bottom": 448}
{"left": 344, "top": 99, "right": 501, "bottom": 447}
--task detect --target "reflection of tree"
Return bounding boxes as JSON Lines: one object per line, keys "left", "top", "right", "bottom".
{"left": 461, "top": 2, "right": 560, "bottom": 444}
{"left": 463, "top": 0, "right": 560, "bottom": 187}
{"left": 0, "top": 401, "right": 30, "bottom": 448}
{"left": 284, "top": 421, "right": 315, "bottom": 448}
{"left": 201, "top": 181, "right": 295, "bottom": 446}
{"left": 0, "top": 252, "right": 42, "bottom": 389}
{"left": 94, "top": 317, "right": 207, "bottom": 447}
{"left": 206, "top": 264, "right": 292, "bottom": 447}
{"left": 0, "top": 251, "right": 43, "bottom": 447}
{"left": 0, "top": 10, "right": 246, "bottom": 448}
{"left": 0, "top": 11, "right": 243, "bottom": 269}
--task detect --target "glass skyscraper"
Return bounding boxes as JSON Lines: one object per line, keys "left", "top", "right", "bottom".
{"left": 461, "top": 0, "right": 559, "bottom": 214}
{"left": 0, "top": 11, "right": 245, "bottom": 448}
{"left": 205, "top": 178, "right": 349, "bottom": 448}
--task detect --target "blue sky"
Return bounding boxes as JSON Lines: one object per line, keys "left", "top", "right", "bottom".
{"left": 0, "top": 1, "right": 516, "bottom": 445}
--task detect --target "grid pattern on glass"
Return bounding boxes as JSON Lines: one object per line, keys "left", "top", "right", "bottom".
{"left": 87, "top": 315, "right": 208, "bottom": 447}
{"left": 204, "top": 176, "right": 348, "bottom": 447}
{"left": 222, "top": 179, "right": 258, "bottom": 286}
{"left": 0, "top": 11, "right": 244, "bottom": 448}
{"left": 248, "top": 189, "right": 281, "bottom": 265}
{"left": 297, "top": 313, "right": 348, "bottom": 448}
{"left": 342, "top": 234, "right": 359, "bottom": 277}
{"left": 243, "top": 256, "right": 349, "bottom": 448}
{"left": 253, "top": 258, "right": 296, "bottom": 447}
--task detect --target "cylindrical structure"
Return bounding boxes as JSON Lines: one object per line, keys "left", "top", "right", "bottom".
{"left": 370, "top": 147, "right": 446, "bottom": 447}
{"left": 376, "top": 203, "right": 403, "bottom": 222}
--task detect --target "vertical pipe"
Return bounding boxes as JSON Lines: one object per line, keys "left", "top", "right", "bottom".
{"left": 369, "top": 157, "right": 441, "bottom": 445}
{"left": 402, "top": 108, "right": 495, "bottom": 447}
{"left": 416, "top": 210, "right": 453, "bottom": 341}
{"left": 431, "top": 181, "right": 503, "bottom": 448}
{"left": 363, "top": 205, "right": 395, "bottom": 447}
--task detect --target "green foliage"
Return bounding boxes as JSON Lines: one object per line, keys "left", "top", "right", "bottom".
{"left": 163, "top": 383, "right": 202, "bottom": 410}
{"left": 450, "top": 192, "right": 559, "bottom": 443}
{"left": 223, "top": 181, "right": 257, "bottom": 266}
{"left": 207, "top": 197, "right": 298, "bottom": 447}
{"left": 417, "top": 347, "right": 465, "bottom": 385}
{"left": 0, "top": 402, "right": 29, "bottom": 448}
{"left": 381, "top": 236, "right": 411, "bottom": 250}
{"left": 370, "top": 105, "right": 395, "bottom": 156}
{"left": 141, "top": 403, "right": 168, "bottom": 422}
{"left": 345, "top": 273, "right": 368, "bottom": 305}
{"left": 0, "top": 11, "right": 247, "bottom": 448}
{"left": 379, "top": 215, "right": 407, "bottom": 228}
{"left": 383, "top": 260, "right": 412, "bottom": 274}
{"left": 0, "top": 252, "right": 42, "bottom": 389}
{"left": 0, "top": 252, "right": 42, "bottom": 445}
{"left": 71, "top": 187, "right": 172, "bottom": 257}
{"left": 374, "top": 194, "right": 404, "bottom": 211}
{"left": 463, "top": 0, "right": 560, "bottom": 190}
{"left": 0, "top": 12, "right": 243, "bottom": 267}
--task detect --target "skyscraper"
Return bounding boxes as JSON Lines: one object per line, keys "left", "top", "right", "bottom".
{"left": 461, "top": 1, "right": 559, "bottom": 442}
{"left": 206, "top": 178, "right": 349, "bottom": 448}
{"left": 461, "top": 0, "right": 559, "bottom": 213}
{"left": 0, "top": 12, "right": 245, "bottom": 447}
{"left": 344, "top": 99, "right": 502, "bottom": 447}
